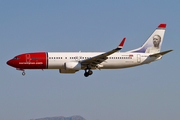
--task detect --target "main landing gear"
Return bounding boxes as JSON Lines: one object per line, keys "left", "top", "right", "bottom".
{"left": 84, "top": 68, "right": 93, "bottom": 77}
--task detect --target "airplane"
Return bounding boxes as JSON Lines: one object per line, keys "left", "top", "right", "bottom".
{"left": 7, "top": 24, "right": 173, "bottom": 77}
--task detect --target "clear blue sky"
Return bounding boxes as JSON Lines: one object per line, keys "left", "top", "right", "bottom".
{"left": 1, "top": 1, "right": 180, "bottom": 120}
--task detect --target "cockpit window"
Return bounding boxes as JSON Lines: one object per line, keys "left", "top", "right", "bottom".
{"left": 13, "top": 56, "right": 20, "bottom": 59}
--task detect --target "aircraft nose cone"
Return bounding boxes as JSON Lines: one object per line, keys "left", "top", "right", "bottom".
{"left": 7, "top": 60, "right": 10, "bottom": 65}
{"left": 7, "top": 59, "right": 14, "bottom": 66}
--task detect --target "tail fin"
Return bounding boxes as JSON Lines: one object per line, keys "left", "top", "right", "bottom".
{"left": 128, "top": 24, "right": 166, "bottom": 53}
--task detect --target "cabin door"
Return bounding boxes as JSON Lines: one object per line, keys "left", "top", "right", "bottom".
{"left": 137, "top": 54, "right": 141, "bottom": 63}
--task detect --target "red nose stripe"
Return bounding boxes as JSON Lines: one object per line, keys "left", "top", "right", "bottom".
{"left": 7, "top": 52, "right": 47, "bottom": 69}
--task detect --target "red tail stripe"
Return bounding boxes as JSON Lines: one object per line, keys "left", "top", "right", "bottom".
{"left": 158, "top": 24, "right": 166, "bottom": 28}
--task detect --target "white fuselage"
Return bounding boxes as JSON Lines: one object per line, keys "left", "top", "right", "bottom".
{"left": 47, "top": 52, "right": 160, "bottom": 69}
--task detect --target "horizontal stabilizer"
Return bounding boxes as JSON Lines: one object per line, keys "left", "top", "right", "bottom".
{"left": 150, "top": 50, "right": 173, "bottom": 57}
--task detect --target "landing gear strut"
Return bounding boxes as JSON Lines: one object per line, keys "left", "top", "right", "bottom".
{"left": 84, "top": 68, "right": 93, "bottom": 77}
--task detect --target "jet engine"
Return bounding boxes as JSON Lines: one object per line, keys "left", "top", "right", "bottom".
{"left": 64, "top": 62, "right": 81, "bottom": 70}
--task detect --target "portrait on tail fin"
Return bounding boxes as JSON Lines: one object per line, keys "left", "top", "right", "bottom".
{"left": 145, "top": 35, "right": 161, "bottom": 53}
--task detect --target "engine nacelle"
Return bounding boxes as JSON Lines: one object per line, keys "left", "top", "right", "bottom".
{"left": 59, "top": 69, "right": 76, "bottom": 74}
{"left": 64, "top": 62, "right": 81, "bottom": 70}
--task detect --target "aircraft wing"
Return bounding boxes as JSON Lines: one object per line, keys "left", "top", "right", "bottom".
{"left": 80, "top": 38, "right": 126, "bottom": 68}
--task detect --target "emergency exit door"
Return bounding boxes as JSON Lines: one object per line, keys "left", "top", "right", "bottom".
{"left": 137, "top": 54, "right": 141, "bottom": 63}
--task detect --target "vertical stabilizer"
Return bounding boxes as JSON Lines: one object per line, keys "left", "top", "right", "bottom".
{"left": 128, "top": 24, "right": 166, "bottom": 53}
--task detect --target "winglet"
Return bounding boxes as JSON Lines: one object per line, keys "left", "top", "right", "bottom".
{"left": 118, "top": 38, "right": 126, "bottom": 48}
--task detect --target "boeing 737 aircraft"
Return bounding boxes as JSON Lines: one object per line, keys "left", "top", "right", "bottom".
{"left": 7, "top": 24, "right": 172, "bottom": 77}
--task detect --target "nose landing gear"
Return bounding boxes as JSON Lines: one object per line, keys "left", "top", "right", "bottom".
{"left": 16, "top": 68, "right": 25, "bottom": 76}
{"left": 22, "top": 71, "right": 25, "bottom": 76}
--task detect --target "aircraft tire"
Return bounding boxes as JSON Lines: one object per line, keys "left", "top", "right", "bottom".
{"left": 84, "top": 72, "right": 89, "bottom": 77}
{"left": 88, "top": 70, "right": 93, "bottom": 75}
{"left": 22, "top": 72, "right": 25, "bottom": 76}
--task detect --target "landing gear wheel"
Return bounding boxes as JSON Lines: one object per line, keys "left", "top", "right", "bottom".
{"left": 22, "top": 72, "right": 25, "bottom": 76}
{"left": 88, "top": 70, "right": 93, "bottom": 75}
{"left": 84, "top": 66, "right": 93, "bottom": 77}
{"left": 84, "top": 72, "right": 89, "bottom": 77}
